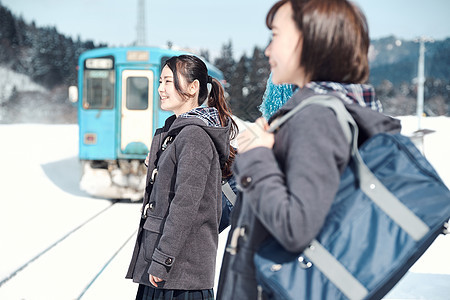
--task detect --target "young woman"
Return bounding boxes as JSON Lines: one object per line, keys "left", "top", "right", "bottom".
{"left": 217, "top": 0, "right": 402, "bottom": 299}
{"left": 126, "top": 54, "right": 237, "bottom": 300}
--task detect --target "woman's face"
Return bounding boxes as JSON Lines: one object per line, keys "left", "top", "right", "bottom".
{"left": 265, "top": 2, "right": 306, "bottom": 87}
{"left": 158, "top": 66, "right": 192, "bottom": 116}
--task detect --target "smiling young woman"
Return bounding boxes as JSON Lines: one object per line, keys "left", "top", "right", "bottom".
{"left": 126, "top": 55, "right": 238, "bottom": 300}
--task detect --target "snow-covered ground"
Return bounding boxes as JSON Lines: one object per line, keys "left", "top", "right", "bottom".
{"left": 0, "top": 116, "right": 449, "bottom": 299}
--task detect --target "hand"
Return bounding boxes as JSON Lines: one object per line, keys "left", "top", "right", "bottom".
{"left": 149, "top": 274, "right": 163, "bottom": 287}
{"left": 145, "top": 152, "right": 150, "bottom": 167}
{"left": 237, "top": 117, "right": 274, "bottom": 153}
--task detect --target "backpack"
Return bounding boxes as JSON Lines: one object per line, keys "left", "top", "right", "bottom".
{"left": 219, "top": 175, "right": 238, "bottom": 233}
{"left": 254, "top": 96, "right": 450, "bottom": 300}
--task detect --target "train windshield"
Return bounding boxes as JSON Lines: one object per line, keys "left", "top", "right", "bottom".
{"left": 126, "top": 77, "right": 149, "bottom": 110}
{"left": 83, "top": 70, "right": 115, "bottom": 109}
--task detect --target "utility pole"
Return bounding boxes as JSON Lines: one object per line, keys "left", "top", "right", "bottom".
{"left": 136, "top": 0, "right": 147, "bottom": 46}
{"left": 415, "top": 36, "right": 434, "bottom": 130}
{"left": 411, "top": 36, "right": 435, "bottom": 155}
{"left": 416, "top": 38, "right": 425, "bottom": 130}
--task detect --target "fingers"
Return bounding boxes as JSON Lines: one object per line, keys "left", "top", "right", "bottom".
{"left": 237, "top": 118, "right": 274, "bottom": 153}
{"left": 144, "top": 152, "right": 150, "bottom": 167}
{"left": 149, "top": 274, "right": 163, "bottom": 287}
{"left": 255, "top": 117, "right": 269, "bottom": 131}
{"left": 149, "top": 275, "right": 157, "bottom": 287}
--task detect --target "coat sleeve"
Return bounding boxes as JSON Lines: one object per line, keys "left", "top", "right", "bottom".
{"left": 148, "top": 126, "right": 215, "bottom": 279}
{"left": 234, "top": 105, "right": 350, "bottom": 253}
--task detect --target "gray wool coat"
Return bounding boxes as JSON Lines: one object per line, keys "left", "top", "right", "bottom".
{"left": 216, "top": 88, "right": 402, "bottom": 299}
{"left": 126, "top": 111, "right": 231, "bottom": 290}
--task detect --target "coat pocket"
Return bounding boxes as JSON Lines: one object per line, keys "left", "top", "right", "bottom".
{"left": 142, "top": 215, "right": 165, "bottom": 262}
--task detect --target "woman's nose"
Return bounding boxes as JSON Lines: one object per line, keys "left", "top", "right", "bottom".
{"left": 264, "top": 43, "right": 271, "bottom": 57}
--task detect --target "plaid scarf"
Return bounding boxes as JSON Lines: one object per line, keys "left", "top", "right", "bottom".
{"left": 179, "top": 106, "right": 222, "bottom": 127}
{"left": 305, "top": 81, "right": 383, "bottom": 112}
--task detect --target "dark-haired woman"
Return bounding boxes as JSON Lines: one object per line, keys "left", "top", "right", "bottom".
{"left": 217, "top": 0, "right": 401, "bottom": 299}
{"left": 127, "top": 54, "right": 238, "bottom": 300}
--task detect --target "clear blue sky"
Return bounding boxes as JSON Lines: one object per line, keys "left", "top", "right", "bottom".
{"left": 1, "top": 0, "right": 449, "bottom": 59}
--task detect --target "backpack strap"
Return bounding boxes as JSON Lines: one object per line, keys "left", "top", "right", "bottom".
{"left": 166, "top": 125, "right": 238, "bottom": 206}
{"left": 267, "top": 95, "right": 352, "bottom": 144}
{"left": 222, "top": 181, "right": 237, "bottom": 206}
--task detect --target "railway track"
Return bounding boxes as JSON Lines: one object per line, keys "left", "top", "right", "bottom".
{"left": 0, "top": 200, "right": 138, "bottom": 299}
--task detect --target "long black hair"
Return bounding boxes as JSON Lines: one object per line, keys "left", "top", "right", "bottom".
{"left": 163, "top": 55, "right": 238, "bottom": 178}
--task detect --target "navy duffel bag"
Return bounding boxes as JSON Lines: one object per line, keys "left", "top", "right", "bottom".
{"left": 255, "top": 97, "right": 450, "bottom": 300}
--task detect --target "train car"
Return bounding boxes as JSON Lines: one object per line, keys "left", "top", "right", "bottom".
{"left": 69, "top": 46, "right": 224, "bottom": 201}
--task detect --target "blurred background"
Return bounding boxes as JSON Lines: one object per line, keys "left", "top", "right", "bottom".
{"left": 0, "top": 0, "right": 449, "bottom": 123}
{"left": 0, "top": 1, "right": 449, "bottom": 299}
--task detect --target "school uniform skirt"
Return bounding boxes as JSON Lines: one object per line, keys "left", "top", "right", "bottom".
{"left": 136, "top": 284, "right": 215, "bottom": 300}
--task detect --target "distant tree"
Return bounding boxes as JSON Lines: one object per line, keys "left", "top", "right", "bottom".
{"left": 0, "top": 4, "right": 17, "bottom": 63}
{"left": 228, "top": 55, "right": 248, "bottom": 118}
{"left": 214, "top": 40, "right": 235, "bottom": 88}
{"left": 0, "top": 5, "right": 17, "bottom": 45}
{"left": 230, "top": 55, "right": 247, "bottom": 101}
{"left": 199, "top": 49, "right": 210, "bottom": 63}
{"left": 243, "top": 46, "right": 270, "bottom": 121}
{"left": 428, "top": 38, "right": 450, "bottom": 79}
{"left": 61, "top": 36, "right": 76, "bottom": 85}
{"left": 424, "top": 77, "right": 450, "bottom": 115}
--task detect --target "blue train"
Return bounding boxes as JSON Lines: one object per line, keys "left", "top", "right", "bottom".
{"left": 69, "top": 47, "right": 224, "bottom": 201}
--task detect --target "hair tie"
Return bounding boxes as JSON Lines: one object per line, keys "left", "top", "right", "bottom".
{"left": 207, "top": 76, "right": 213, "bottom": 83}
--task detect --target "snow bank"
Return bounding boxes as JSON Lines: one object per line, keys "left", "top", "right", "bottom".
{"left": 0, "top": 65, "right": 47, "bottom": 103}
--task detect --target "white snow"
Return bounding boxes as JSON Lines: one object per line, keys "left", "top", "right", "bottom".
{"left": 0, "top": 66, "right": 49, "bottom": 123}
{"left": 0, "top": 66, "right": 47, "bottom": 103}
{"left": 0, "top": 115, "right": 449, "bottom": 299}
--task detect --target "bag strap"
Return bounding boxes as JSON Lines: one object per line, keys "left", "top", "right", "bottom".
{"left": 164, "top": 127, "right": 237, "bottom": 205}
{"left": 222, "top": 181, "right": 237, "bottom": 206}
{"left": 268, "top": 95, "right": 429, "bottom": 240}
{"left": 267, "top": 95, "right": 352, "bottom": 144}
{"left": 273, "top": 95, "right": 430, "bottom": 300}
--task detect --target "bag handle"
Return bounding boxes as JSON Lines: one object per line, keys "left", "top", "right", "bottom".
{"left": 222, "top": 181, "right": 237, "bottom": 206}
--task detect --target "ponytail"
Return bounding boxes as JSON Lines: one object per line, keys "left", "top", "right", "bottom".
{"left": 164, "top": 55, "right": 238, "bottom": 178}
{"left": 208, "top": 78, "right": 238, "bottom": 179}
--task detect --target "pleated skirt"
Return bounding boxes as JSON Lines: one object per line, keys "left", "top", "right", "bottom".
{"left": 136, "top": 284, "right": 215, "bottom": 300}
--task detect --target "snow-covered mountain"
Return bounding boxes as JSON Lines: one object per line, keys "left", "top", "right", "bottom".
{"left": 0, "top": 65, "right": 46, "bottom": 104}
{"left": 0, "top": 66, "right": 76, "bottom": 124}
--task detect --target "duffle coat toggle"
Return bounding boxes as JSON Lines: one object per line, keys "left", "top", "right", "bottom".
{"left": 141, "top": 136, "right": 174, "bottom": 219}
{"left": 141, "top": 201, "right": 155, "bottom": 219}
{"left": 226, "top": 226, "right": 246, "bottom": 255}
{"left": 161, "top": 135, "right": 174, "bottom": 151}
{"left": 149, "top": 168, "right": 158, "bottom": 185}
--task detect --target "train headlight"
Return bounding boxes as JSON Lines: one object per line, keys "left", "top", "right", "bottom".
{"left": 84, "top": 133, "right": 97, "bottom": 145}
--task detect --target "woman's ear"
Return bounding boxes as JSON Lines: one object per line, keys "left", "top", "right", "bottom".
{"left": 189, "top": 79, "right": 200, "bottom": 96}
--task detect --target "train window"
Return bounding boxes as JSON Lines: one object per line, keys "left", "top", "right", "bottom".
{"left": 83, "top": 70, "right": 115, "bottom": 109}
{"left": 126, "top": 77, "right": 148, "bottom": 110}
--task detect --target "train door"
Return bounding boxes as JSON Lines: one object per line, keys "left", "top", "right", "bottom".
{"left": 120, "top": 69, "right": 154, "bottom": 156}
